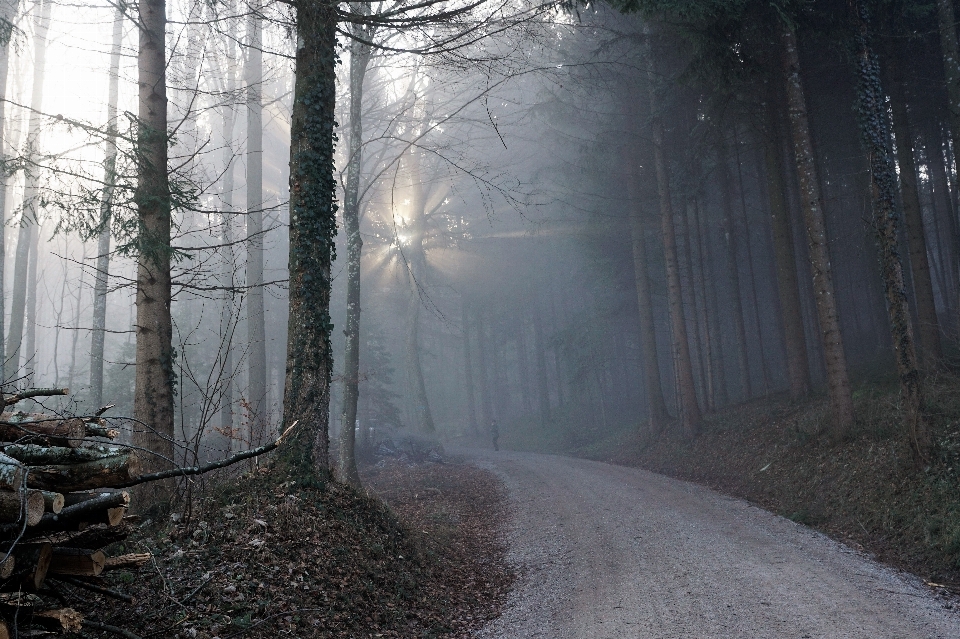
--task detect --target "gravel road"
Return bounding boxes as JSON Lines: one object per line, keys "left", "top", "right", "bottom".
{"left": 466, "top": 449, "right": 960, "bottom": 639}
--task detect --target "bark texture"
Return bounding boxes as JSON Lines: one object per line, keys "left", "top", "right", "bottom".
{"left": 283, "top": 0, "right": 339, "bottom": 474}
{"left": 851, "top": 2, "right": 930, "bottom": 461}
{"left": 338, "top": 17, "right": 372, "bottom": 487}
{"left": 781, "top": 26, "right": 855, "bottom": 435}
{"left": 90, "top": 6, "right": 123, "bottom": 410}
{"left": 132, "top": 0, "right": 175, "bottom": 482}
{"left": 246, "top": 0, "right": 268, "bottom": 438}
{"left": 763, "top": 97, "right": 810, "bottom": 398}
{"left": 888, "top": 64, "right": 942, "bottom": 368}
{"left": 646, "top": 43, "right": 701, "bottom": 437}
{"left": 625, "top": 149, "right": 669, "bottom": 431}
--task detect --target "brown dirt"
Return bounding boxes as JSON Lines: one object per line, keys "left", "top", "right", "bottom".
{"left": 58, "top": 457, "right": 513, "bottom": 638}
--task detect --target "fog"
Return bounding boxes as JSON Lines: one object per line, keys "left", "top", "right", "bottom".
{"left": 1, "top": 0, "right": 954, "bottom": 468}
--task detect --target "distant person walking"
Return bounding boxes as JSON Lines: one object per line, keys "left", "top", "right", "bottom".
{"left": 491, "top": 419, "right": 500, "bottom": 451}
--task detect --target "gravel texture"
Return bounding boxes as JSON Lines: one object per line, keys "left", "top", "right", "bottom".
{"left": 467, "top": 449, "right": 960, "bottom": 639}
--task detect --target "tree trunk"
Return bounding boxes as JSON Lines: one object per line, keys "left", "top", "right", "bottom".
{"left": 646, "top": 47, "right": 701, "bottom": 437}
{"left": 937, "top": 0, "right": 960, "bottom": 186}
{"left": 338, "top": 19, "right": 371, "bottom": 486}
{"left": 733, "top": 130, "right": 771, "bottom": 394}
{"left": 532, "top": 299, "right": 550, "bottom": 428}
{"left": 68, "top": 245, "right": 86, "bottom": 389}
{"left": 851, "top": 1, "right": 930, "bottom": 461}
{"left": 461, "top": 299, "right": 479, "bottom": 435}
{"left": 763, "top": 95, "right": 810, "bottom": 398}
{"left": 888, "top": 63, "right": 942, "bottom": 368}
{"left": 7, "top": 0, "right": 51, "bottom": 383}
{"left": 696, "top": 200, "right": 728, "bottom": 407}
{"left": 626, "top": 151, "right": 669, "bottom": 430}
{"left": 89, "top": 5, "right": 119, "bottom": 407}
{"left": 245, "top": 0, "right": 268, "bottom": 440}
{"left": 283, "top": 0, "right": 339, "bottom": 474}
{"left": 132, "top": 0, "right": 175, "bottom": 480}
{"left": 718, "top": 142, "right": 752, "bottom": 401}
{"left": 24, "top": 224, "right": 38, "bottom": 385}
{"left": 924, "top": 124, "right": 960, "bottom": 333}
{"left": 219, "top": 42, "right": 238, "bottom": 446}
{"left": 476, "top": 309, "right": 493, "bottom": 428}
{"left": 403, "top": 143, "right": 435, "bottom": 434}
{"left": 0, "top": 0, "right": 19, "bottom": 381}
{"left": 781, "top": 26, "right": 855, "bottom": 435}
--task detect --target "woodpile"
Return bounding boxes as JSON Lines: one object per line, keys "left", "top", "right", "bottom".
{"left": 0, "top": 389, "right": 149, "bottom": 636}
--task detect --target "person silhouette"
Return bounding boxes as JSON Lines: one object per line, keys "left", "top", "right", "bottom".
{"left": 491, "top": 419, "right": 500, "bottom": 451}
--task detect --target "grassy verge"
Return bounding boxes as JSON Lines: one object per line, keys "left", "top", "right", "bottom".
{"left": 502, "top": 373, "right": 960, "bottom": 587}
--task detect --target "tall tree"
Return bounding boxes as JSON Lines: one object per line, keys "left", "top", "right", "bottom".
{"left": 133, "top": 0, "right": 176, "bottom": 476}
{"left": 337, "top": 8, "right": 373, "bottom": 486}
{"left": 850, "top": 0, "right": 929, "bottom": 461}
{"left": 90, "top": 5, "right": 124, "bottom": 410}
{"left": 217, "top": 12, "right": 239, "bottom": 446}
{"left": 624, "top": 145, "right": 670, "bottom": 431}
{"left": 7, "top": 0, "right": 51, "bottom": 382}
{"left": 718, "top": 141, "right": 752, "bottom": 400}
{"left": 645, "top": 32, "right": 701, "bottom": 436}
{"left": 282, "top": 0, "right": 339, "bottom": 474}
{"left": 762, "top": 95, "right": 810, "bottom": 399}
{"left": 245, "top": 0, "right": 268, "bottom": 440}
{"left": 887, "top": 60, "right": 942, "bottom": 368}
{"left": 461, "top": 298, "right": 480, "bottom": 434}
{"left": 781, "top": 25, "right": 855, "bottom": 435}
{"left": 0, "top": 0, "right": 18, "bottom": 382}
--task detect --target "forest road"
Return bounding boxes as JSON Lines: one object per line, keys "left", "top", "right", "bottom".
{"left": 464, "top": 449, "right": 960, "bottom": 639}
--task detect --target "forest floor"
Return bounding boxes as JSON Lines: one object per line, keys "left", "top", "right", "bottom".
{"left": 511, "top": 371, "right": 960, "bottom": 591}
{"left": 71, "top": 455, "right": 513, "bottom": 639}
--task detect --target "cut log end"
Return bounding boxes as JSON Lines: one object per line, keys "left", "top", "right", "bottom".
{"left": 35, "top": 607, "right": 83, "bottom": 632}
{"left": 41, "top": 490, "right": 64, "bottom": 514}
{"left": 49, "top": 549, "right": 106, "bottom": 577}
{"left": 0, "top": 555, "right": 14, "bottom": 579}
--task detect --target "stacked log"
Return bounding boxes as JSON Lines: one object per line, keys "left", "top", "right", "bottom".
{"left": 0, "top": 394, "right": 150, "bottom": 635}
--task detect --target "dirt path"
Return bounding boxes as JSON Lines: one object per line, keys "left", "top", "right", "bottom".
{"left": 466, "top": 449, "right": 960, "bottom": 639}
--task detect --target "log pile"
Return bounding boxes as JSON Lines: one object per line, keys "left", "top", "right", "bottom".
{"left": 0, "top": 390, "right": 148, "bottom": 637}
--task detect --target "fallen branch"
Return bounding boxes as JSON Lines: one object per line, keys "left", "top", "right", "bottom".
{"left": 52, "top": 574, "right": 133, "bottom": 603}
{"left": 113, "top": 421, "right": 299, "bottom": 488}
{"left": 3, "top": 389, "right": 69, "bottom": 407}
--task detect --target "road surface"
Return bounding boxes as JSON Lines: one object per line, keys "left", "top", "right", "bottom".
{"left": 466, "top": 450, "right": 960, "bottom": 639}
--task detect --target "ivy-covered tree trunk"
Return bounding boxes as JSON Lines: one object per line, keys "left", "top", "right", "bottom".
{"left": 645, "top": 39, "right": 701, "bottom": 437}
{"left": 762, "top": 95, "right": 810, "bottom": 399}
{"left": 90, "top": 5, "right": 123, "bottom": 410}
{"left": 625, "top": 148, "right": 669, "bottom": 431}
{"left": 133, "top": 0, "right": 175, "bottom": 478}
{"left": 283, "top": 0, "right": 339, "bottom": 475}
{"left": 887, "top": 64, "right": 942, "bottom": 369}
{"left": 781, "top": 25, "right": 855, "bottom": 436}
{"left": 850, "top": 1, "right": 930, "bottom": 462}
{"left": 337, "top": 19, "right": 372, "bottom": 487}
